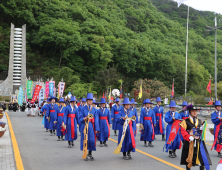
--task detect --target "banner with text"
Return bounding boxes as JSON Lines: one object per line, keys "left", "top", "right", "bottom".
{"left": 58, "top": 82, "right": 65, "bottom": 98}
{"left": 49, "top": 82, "right": 54, "bottom": 97}
{"left": 26, "top": 80, "right": 33, "bottom": 99}
{"left": 18, "top": 86, "right": 24, "bottom": 105}
{"left": 31, "top": 85, "right": 42, "bottom": 104}
{"left": 39, "top": 82, "right": 45, "bottom": 107}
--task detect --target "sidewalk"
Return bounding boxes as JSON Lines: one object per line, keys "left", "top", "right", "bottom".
{"left": 0, "top": 111, "right": 16, "bottom": 170}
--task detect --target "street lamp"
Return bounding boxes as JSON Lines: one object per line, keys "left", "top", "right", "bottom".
{"left": 206, "top": 16, "right": 222, "bottom": 101}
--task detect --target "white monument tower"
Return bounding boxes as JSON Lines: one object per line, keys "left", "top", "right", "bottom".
{"left": 0, "top": 23, "right": 26, "bottom": 95}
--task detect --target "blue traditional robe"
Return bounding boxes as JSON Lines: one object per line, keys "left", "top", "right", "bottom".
{"left": 153, "top": 105, "right": 165, "bottom": 135}
{"left": 117, "top": 109, "right": 136, "bottom": 152}
{"left": 78, "top": 104, "right": 85, "bottom": 132}
{"left": 41, "top": 104, "right": 49, "bottom": 129}
{"left": 140, "top": 108, "right": 156, "bottom": 142}
{"left": 111, "top": 104, "right": 122, "bottom": 130}
{"left": 46, "top": 103, "right": 58, "bottom": 130}
{"left": 98, "top": 107, "right": 111, "bottom": 142}
{"left": 181, "top": 110, "right": 189, "bottom": 120}
{"left": 130, "top": 107, "right": 139, "bottom": 123}
{"left": 56, "top": 105, "right": 66, "bottom": 137}
{"left": 63, "top": 105, "right": 78, "bottom": 141}
{"left": 79, "top": 105, "right": 100, "bottom": 151}
{"left": 164, "top": 111, "right": 181, "bottom": 151}
{"left": 211, "top": 110, "right": 222, "bottom": 150}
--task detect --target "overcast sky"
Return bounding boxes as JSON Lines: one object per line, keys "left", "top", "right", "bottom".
{"left": 172, "top": 0, "right": 222, "bottom": 14}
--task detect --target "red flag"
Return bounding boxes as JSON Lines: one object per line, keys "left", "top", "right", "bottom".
{"left": 171, "top": 79, "right": 174, "bottom": 99}
{"left": 103, "top": 91, "right": 105, "bottom": 98}
{"left": 207, "top": 101, "right": 213, "bottom": 105}
{"left": 207, "top": 79, "right": 211, "bottom": 93}
{"left": 120, "top": 85, "right": 123, "bottom": 99}
{"left": 31, "top": 85, "right": 42, "bottom": 103}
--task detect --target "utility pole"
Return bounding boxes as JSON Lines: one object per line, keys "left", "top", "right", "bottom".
{"left": 206, "top": 16, "right": 221, "bottom": 101}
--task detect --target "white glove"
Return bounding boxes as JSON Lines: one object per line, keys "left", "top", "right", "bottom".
{"left": 200, "top": 126, "right": 203, "bottom": 130}
{"left": 189, "top": 136, "right": 194, "bottom": 141}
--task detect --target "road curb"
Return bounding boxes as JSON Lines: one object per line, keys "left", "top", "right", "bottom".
{"left": 5, "top": 112, "right": 24, "bottom": 170}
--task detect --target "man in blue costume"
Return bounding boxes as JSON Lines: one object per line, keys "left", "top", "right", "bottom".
{"left": 111, "top": 98, "right": 122, "bottom": 136}
{"left": 79, "top": 93, "right": 99, "bottom": 161}
{"left": 181, "top": 101, "right": 189, "bottom": 120}
{"left": 63, "top": 96, "right": 78, "bottom": 148}
{"left": 46, "top": 96, "right": 59, "bottom": 136}
{"left": 153, "top": 97, "right": 165, "bottom": 141}
{"left": 56, "top": 98, "right": 66, "bottom": 141}
{"left": 98, "top": 98, "right": 111, "bottom": 147}
{"left": 140, "top": 99, "right": 156, "bottom": 147}
{"left": 211, "top": 100, "right": 222, "bottom": 158}
{"left": 130, "top": 99, "right": 139, "bottom": 124}
{"left": 117, "top": 98, "right": 136, "bottom": 160}
{"left": 41, "top": 97, "right": 50, "bottom": 132}
{"left": 164, "top": 100, "right": 182, "bottom": 158}
{"left": 78, "top": 98, "right": 86, "bottom": 133}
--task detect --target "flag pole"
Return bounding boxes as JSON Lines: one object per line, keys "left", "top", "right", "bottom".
{"left": 185, "top": 0, "right": 189, "bottom": 98}
{"left": 210, "top": 74, "right": 211, "bottom": 102}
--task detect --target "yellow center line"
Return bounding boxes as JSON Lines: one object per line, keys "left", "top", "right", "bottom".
{"left": 5, "top": 112, "right": 24, "bottom": 170}
{"left": 109, "top": 138, "right": 185, "bottom": 170}
{"left": 205, "top": 143, "right": 212, "bottom": 146}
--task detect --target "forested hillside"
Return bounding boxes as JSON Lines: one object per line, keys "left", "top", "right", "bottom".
{"left": 0, "top": 0, "right": 221, "bottom": 96}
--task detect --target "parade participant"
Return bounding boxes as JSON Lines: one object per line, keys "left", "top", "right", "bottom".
{"left": 63, "top": 96, "right": 78, "bottom": 147}
{"left": 140, "top": 99, "right": 156, "bottom": 147}
{"left": 116, "top": 98, "right": 136, "bottom": 160}
{"left": 26, "top": 99, "right": 32, "bottom": 116}
{"left": 180, "top": 104, "right": 212, "bottom": 170}
{"left": 31, "top": 101, "right": 36, "bottom": 117}
{"left": 13, "top": 100, "right": 18, "bottom": 112}
{"left": 21, "top": 102, "right": 26, "bottom": 112}
{"left": 2, "top": 102, "right": 6, "bottom": 111}
{"left": 46, "top": 96, "right": 59, "bottom": 135}
{"left": 130, "top": 99, "right": 139, "bottom": 123}
{"left": 9, "top": 101, "right": 13, "bottom": 112}
{"left": 56, "top": 98, "right": 66, "bottom": 141}
{"left": 181, "top": 101, "right": 189, "bottom": 120}
{"left": 41, "top": 98, "right": 50, "bottom": 132}
{"left": 79, "top": 93, "right": 99, "bottom": 161}
{"left": 77, "top": 97, "right": 82, "bottom": 107}
{"left": 78, "top": 98, "right": 86, "bottom": 133}
{"left": 211, "top": 100, "right": 222, "bottom": 158}
{"left": 92, "top": 100, "right": 97, "bottom": 108}
{"left": 153, "top": 97, "right": 165, "bottom": 141}
{"left": 111, "top": 98, "right": 122, "bottom": 136}
{"left": 164, "top": 100, "right": 182, "bottom": 158}
{"left": 98, "top": 98, "right": 111, "bottom": 147}
{"left": 216, "top": 159, "right": 222, "bottom": 170}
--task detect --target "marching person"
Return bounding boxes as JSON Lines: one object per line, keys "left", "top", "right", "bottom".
{"left": 41, "top": 98, "right": 50, "bottom": 132}
{"left": 9, "top": 101, "right": 13, "bottom": 112}
{"left": 153, "top": 97, "right": 165, "bottom": 141}
{"left": 46, "top": 96, "right": 59, "bottom": 136}
{"left": 117, "top": 98, "right": 136, "bottom": 160}
{"left": 21, "top": 102, "right": 26, "bottom": 112}
{"left": 79, "top": 93, "right": 99, "bottom": 161}
{"left": 140, "top": 99, "right": 156, "bottom": 147}
{"left": 78, "top": 98, "right": 86, "bottom": 133}
{"left": 56, "top": 98, "right": 66, "bottom": 141}
{"left": 164, "top": 101, "right": 182, "bottom": 158}
{"left": 180, "top": 104, "right": 212, "bottom": 170}
{"left": 181, "top": 101, "right": 189, "bottom": 120}
{"left": 92, "top": 100, "right": 97, "bottom": 108}
{"left": 98, "top": 98, "right": 111, "bottom": 147}
{"left": 130, "top": 99, "right": 139, "bottom": 124}
{"left": 26, "top": 99, "right": 32, "bottom": 116}
{"left": 77, "top": 97, "right": 82, "bottom": 107}
{"left": 2, "top": 102, "right": 6, "bottom": 111}
{"left": 13, "top": 100, "right": 18, "bottom": 112}
{"left": 111, "top": 98, "right": 122, "bottom": 136}
{"left": 31, "top": 101, "right": 36, "bottom": 117}
{"left": 63, "top": 96, "right": 78, "bottom": 147}
{"left": 211, "top": 100, "right": 222, "bottom": 158}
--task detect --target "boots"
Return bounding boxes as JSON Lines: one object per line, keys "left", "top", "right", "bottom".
{"left": 162, "top": 134, "right": 166, "bottom": 141}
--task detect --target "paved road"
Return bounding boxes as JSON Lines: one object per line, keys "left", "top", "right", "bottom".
{"left": 7, "top": 111, "right": 218, "bottom": 170}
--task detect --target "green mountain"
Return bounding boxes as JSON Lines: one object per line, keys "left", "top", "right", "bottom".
{"left": 0, "top": 0, "right": 221, "bottom": 96}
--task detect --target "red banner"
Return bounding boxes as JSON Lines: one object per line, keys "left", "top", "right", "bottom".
{"left": 207, "top": 79, "right": 211, "bottom": 93}
{"left": 167, "top": 120, "right": 182, "bottom": 145}
{"left": 31, "top": 85, "right": 42, "bottom": 104}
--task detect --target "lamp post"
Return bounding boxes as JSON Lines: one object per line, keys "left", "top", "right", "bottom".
{"left": 206, "top": 16, "right": 221, "bottom": 101}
